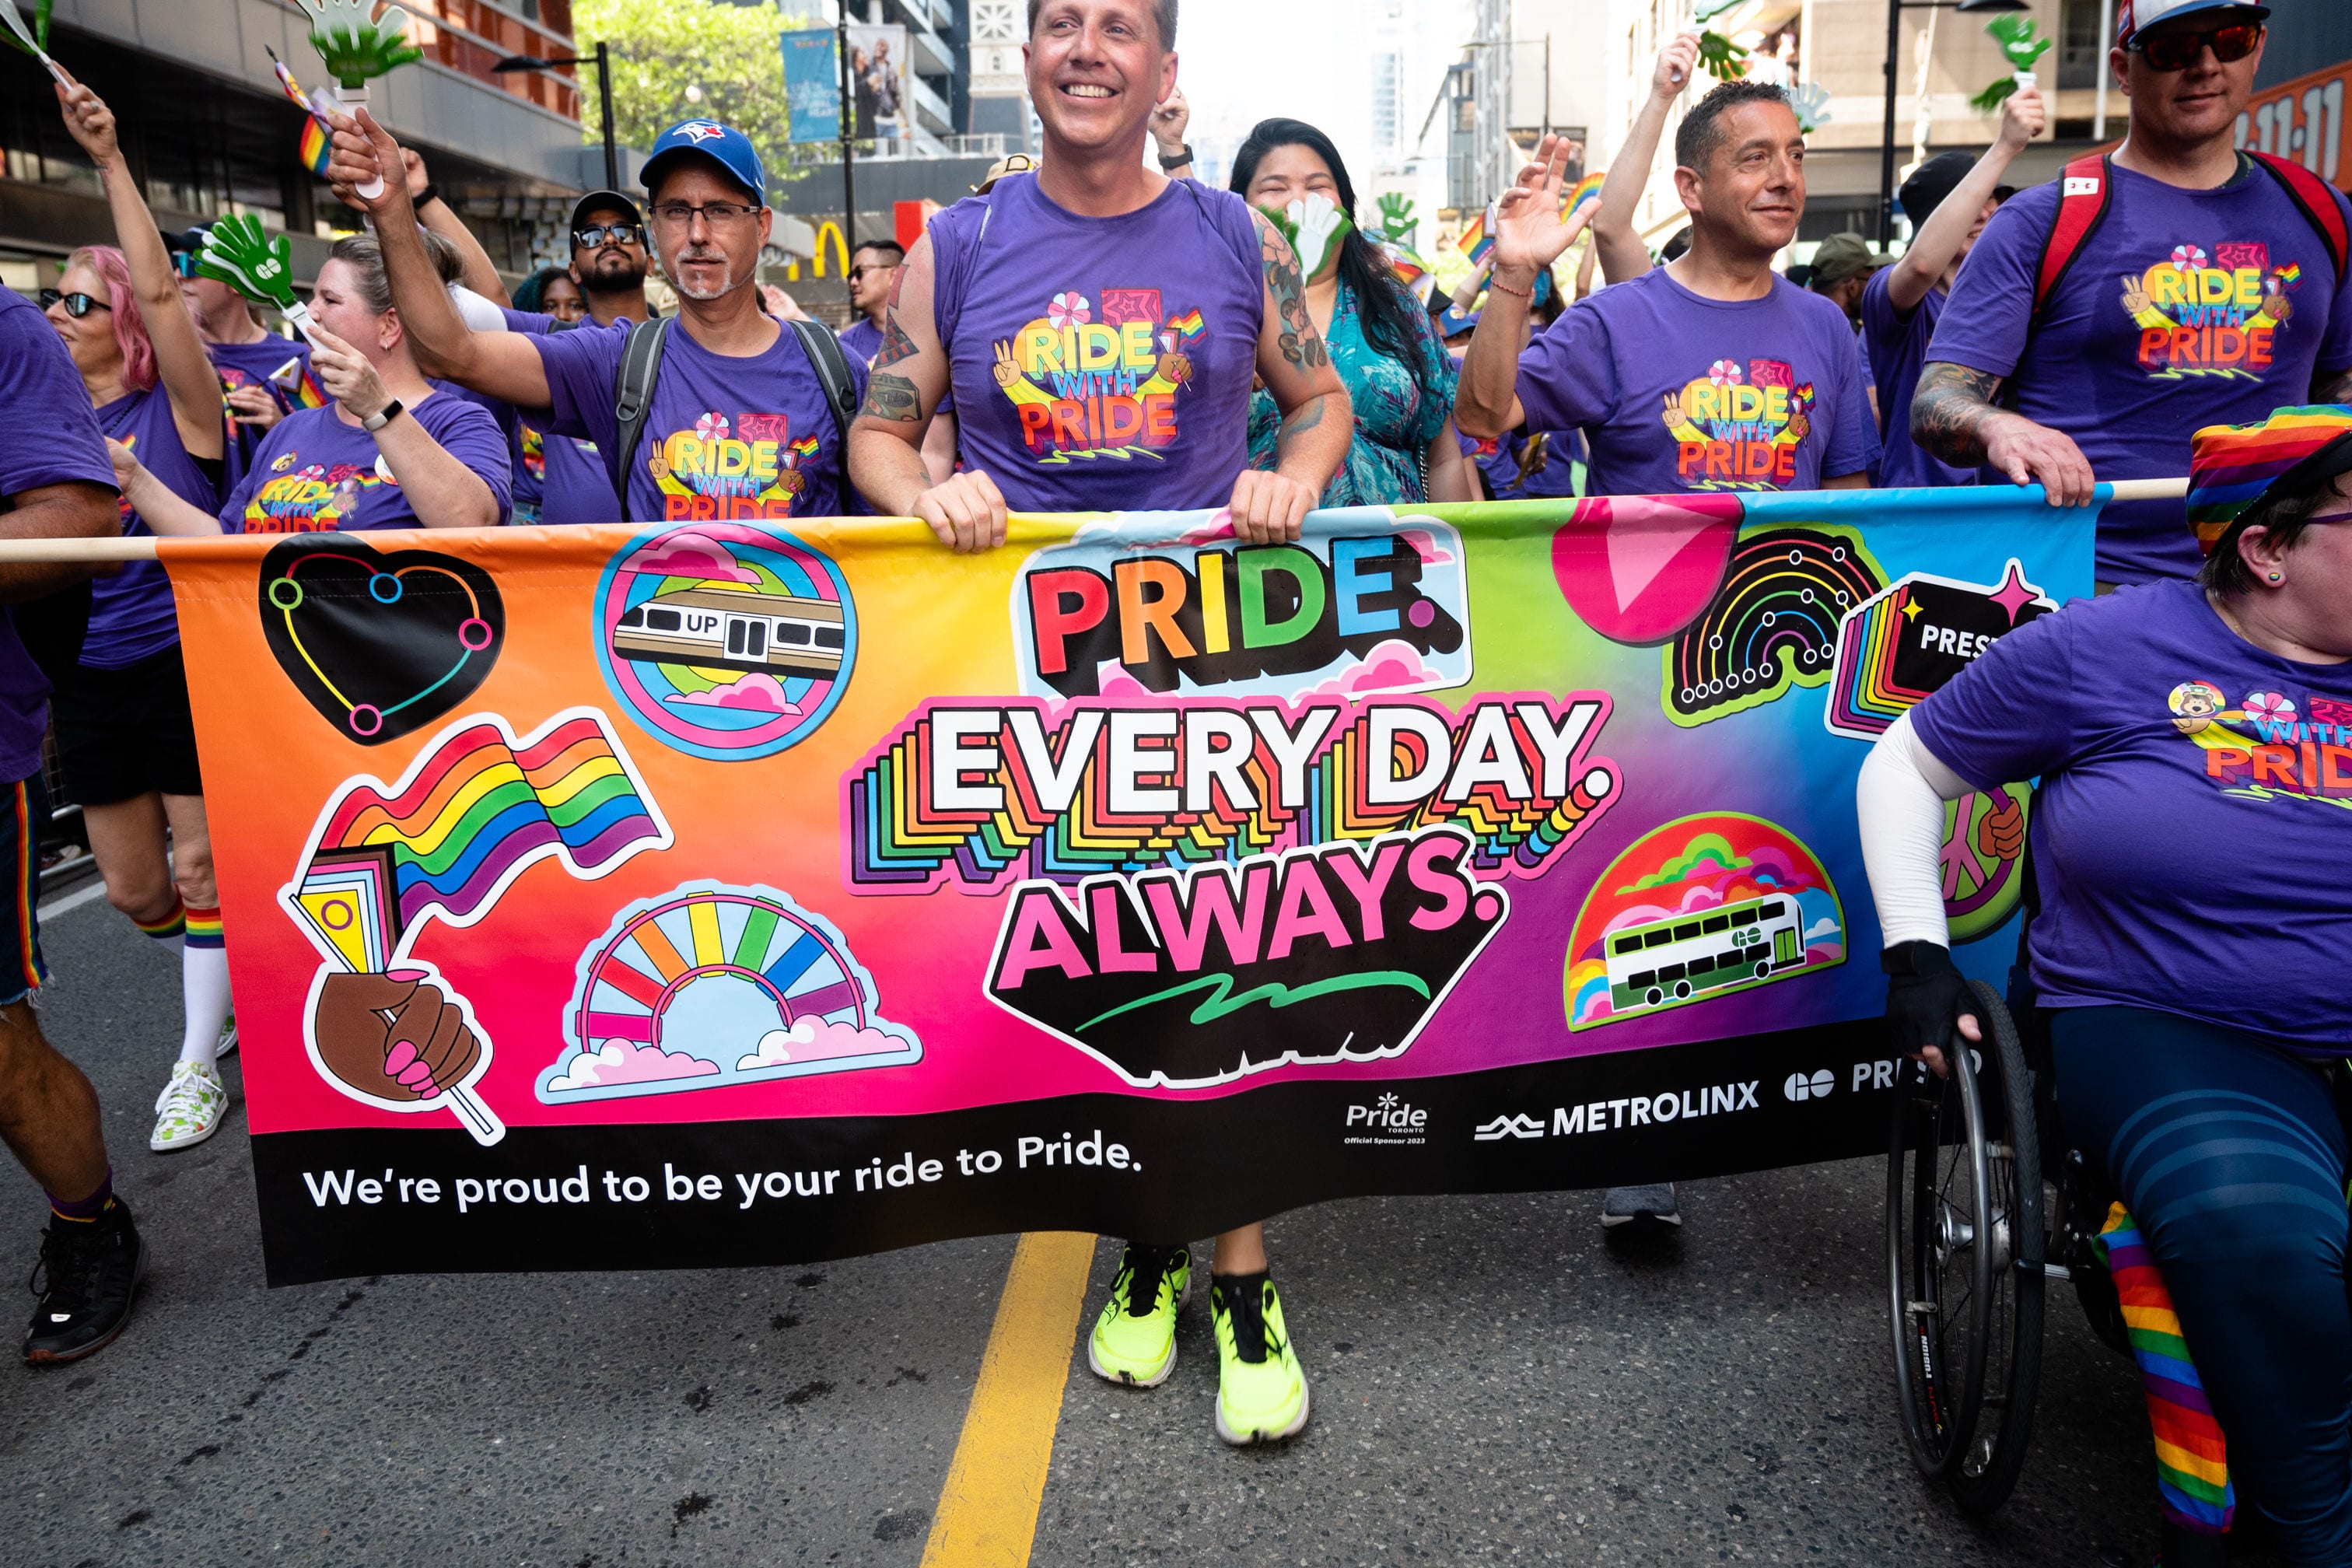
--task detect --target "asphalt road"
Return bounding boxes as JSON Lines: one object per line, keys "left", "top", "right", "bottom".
{"left": 5, "top": 888, "right": 2196, "bottom": 1567}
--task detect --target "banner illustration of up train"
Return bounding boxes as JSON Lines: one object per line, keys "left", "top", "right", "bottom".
{"left": 160, "top": 491, "right": 2095, "bottom": 1283}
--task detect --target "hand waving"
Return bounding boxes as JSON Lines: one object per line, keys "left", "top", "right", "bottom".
{"left": 51, "top": 71, "right": 120, "bottom": 165}
{"left": 1493, "top": 133, "right": 1596, "bottom": 282}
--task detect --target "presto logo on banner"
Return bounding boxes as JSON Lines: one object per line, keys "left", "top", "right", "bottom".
{"left": 1011, "top": 512, "right": 1472, "bottom": 700}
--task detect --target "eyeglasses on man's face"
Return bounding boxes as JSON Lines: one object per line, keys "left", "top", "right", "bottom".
{"left": 2130, "top": 21, "right": 2262, "bottom": 72}
{"left": 648, "top": 201, "right": 761, "bottom": 228}
{"left": 573, "top": 222, "right": 646, "bottom": 250}
{"left": 39, "top": 289, "right": 109, "bottom": 318}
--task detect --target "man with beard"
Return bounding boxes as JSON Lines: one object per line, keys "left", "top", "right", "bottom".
{"left": 329, "top": 115, "right": 865, "bottom": 523}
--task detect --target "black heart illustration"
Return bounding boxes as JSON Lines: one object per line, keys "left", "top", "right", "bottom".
{"left": 258, "top": 536, "right": 505, "bottom": 746}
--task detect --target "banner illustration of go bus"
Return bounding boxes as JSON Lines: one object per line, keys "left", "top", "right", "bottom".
{"left": 156, "top": 489, "right": 2094, "bottom": 1284}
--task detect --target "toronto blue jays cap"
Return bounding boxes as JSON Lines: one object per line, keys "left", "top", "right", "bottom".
{"left": 2117, "top": 0, "right": 2269, "bottom": 49}
{"left": 640, "top": 120, "right": 766, "bottom": 205}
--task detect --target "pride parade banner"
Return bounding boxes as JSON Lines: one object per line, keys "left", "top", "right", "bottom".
{"left": 161, "top": 490, "right": 2095, "bottom": 1284}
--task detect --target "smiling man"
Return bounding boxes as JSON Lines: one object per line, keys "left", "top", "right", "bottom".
{"left": 1914, "top": 0, "right": 2352, "bottom": 586}
{"left": 842, "top": 0, "right": 1350, "bottom": 1450}
{"left": 1457, "top": 80, "right": 1877, "bottom": 506}
{"left": 328, "top": 114, "right": 864, "bottom": 523}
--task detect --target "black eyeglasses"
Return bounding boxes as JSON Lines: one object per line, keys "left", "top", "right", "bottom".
{"left": 2130, "top": 21, "right": 2263, "bottom": 72}
{"left": 573, "top": 222, "right": 645, "bottom": 250}
{"left": 649, "top": 201, "right": 760, "bottom": 228}
{"left": 38, "top": 289, "right": 110, "bottom": 318}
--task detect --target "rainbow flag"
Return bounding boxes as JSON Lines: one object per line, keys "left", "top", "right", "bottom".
{"left": 1563, "top": 171, "right": 1605, "bottom": 215}
{"left": 289, "top": 712, "right": 668, "bottom": 965}
{"left": 298, "top": 116, "right": 332, "bottom": 178}
{"left": 1164, "top": 308, "right": 1205, "bottom": 342}
{"left": 269, "top": 355, "right": 328, "bottom": 410}
{"left": 2097, "top": 1204, "right": 2234, "bottom": 1537}
{"left": 268, "top": 47, "right": 339, "bottom": 181}
{"left": 1455, "top": 213, "right": 1493, "bottom": 264}
{"left": 790, "top": 434, "right": 821, "bottom": 464}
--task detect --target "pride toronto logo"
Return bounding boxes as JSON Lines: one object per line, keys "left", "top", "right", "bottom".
{"left": 984, "top": 826, "right": 1507, "bottom": 1089}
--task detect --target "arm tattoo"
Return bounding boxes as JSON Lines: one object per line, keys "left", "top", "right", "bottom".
{"left": 1273, "top": 394, "right": 1332, "bottom": 460}
{"left": 861, "top": 372, "right": 920, "bottom": 422}
{"left": 873, "top": 313, "right": 920, "bottom": 371}
{"left": 1257, "top": 212, "right": 1330, "bottom": 373}
{"left": 1909, "top": 362, "right": 2005, "bottom": 465}
{"left": 2314, "top": 366, "right": 2352, "bottom": 404}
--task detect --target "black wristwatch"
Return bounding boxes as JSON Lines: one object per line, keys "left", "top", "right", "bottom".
{"left": 415, "top": 182, "right": 442, "bottom": 209}
{"left": 1157, "top": 143, "right": 1193, "bottom": 170}
{"left": 362, "top": 397, "right": 404, "bottom": 433}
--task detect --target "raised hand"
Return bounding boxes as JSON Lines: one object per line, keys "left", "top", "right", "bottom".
{"left": 51, "top": 71, "right": 119, "bottom": 165}
{"left": 312, "top": 970, "right": 483, "bottom": 1104}
{"left": 1997, "top": 83, "right": 2046, "bottom": 149}
{"left": 1492, "top": 133, "right": 1594, "bottom": 282}
{"left": 324, "top": 107, "right": 408, "bottom": 219}
{"left": 1654, "top": 32, "right": 1700, "bottom": 100}
{"left": 1150, "top": 84, "right": 1190, "bottom": 156}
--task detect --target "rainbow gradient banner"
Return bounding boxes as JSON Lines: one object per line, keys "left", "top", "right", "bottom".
{"left": 160, "top": 490, "right": 2095, "bottom": 1283}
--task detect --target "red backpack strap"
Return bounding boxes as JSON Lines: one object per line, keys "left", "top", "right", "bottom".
{"left": 2249, "top": 149, "right": 2351, "bottom": 280}
{"left": 2034, "top": 153, "right": 2115, "bottom": 315}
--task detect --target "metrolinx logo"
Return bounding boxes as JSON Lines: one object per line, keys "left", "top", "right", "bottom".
{"left": 984, "top": 825, "right": 1507, "bottom": 1089}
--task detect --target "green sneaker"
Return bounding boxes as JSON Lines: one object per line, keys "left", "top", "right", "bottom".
{"left": 1087, "top": 1243, "right": 1190, "bottom": 1388}
{"left": 1210, "top": 1272, "right": 1309, "bottom": 1445}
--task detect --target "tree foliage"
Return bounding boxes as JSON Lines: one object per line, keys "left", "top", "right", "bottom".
{"left": 572, "top": 0, "right": 810, "bottom": 184}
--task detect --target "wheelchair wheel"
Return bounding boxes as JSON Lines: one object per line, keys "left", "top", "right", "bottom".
{"left": 1886, "top": 980, "right": 2045, "bottom": 1510}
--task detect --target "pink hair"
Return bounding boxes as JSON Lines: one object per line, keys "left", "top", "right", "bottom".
{"left": 62, "top": 245, "right": 157, "bottom": 393}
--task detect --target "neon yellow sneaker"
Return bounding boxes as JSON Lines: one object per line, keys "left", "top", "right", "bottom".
{"left": 1209, "top": 1272, "right": 1309, "bottom": 1445}
{"left": 1087, "top": 1243, "right": 1190, "bottom": 1388}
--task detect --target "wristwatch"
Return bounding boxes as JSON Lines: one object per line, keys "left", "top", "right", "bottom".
{"left": 1157, "top": 142, "right": 1193, "bottom": 170}
{"left": 414, "top": 182, "right": 442, "bottom": 209}
{"left": 362, "top": 397, "right": 404, "bottom": 433}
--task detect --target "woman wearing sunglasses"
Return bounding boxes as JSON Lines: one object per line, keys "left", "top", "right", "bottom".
{"left": 44, "top": 73, "right": 239, "bottom": 1156}
{"left": 1860, "top": 404, "right": 2352, "bottom": 1565}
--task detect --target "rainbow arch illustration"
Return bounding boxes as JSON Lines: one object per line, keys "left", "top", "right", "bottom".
{"left": 540, "top": 882, "right": 920, "bottom": 1104}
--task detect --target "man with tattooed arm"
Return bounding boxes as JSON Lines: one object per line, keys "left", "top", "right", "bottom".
{"left": 843, "top": 0, "right": 1349, "bottom": 1447}
{"left": 1913, "top": 0, "right": 2352, "bottom": 586}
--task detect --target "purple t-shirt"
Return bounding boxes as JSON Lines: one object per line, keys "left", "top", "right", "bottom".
{"left": 1913, "top": 580, "right": 2352, "bottom": 1048}
{"left": 499, "top": 307, "right": 617, "bottom": 525}
{"left": 0, "top": 286, "right": 117, "bottom": 779}
{"left": 1928, "top": 159, "right": 2352, "bottom": 583}
{"left": 222, "top": 394, "right": 512, "bottom": 533}
{"left": 89, "top": 389, "right": 218, "bottom": 667}
{"left": 1861, "top": 270, "right": 1975, "bottom": 490}
{"left": 1515, "top": 267, "right": 1878, "bottom": 496}
{"left": 208, "top": 332, "right": 313, "bottom": 491}
{"left": 838, "top": 315, "right": 884, "bottom": 364}
{"left": 534, "top": 314, "right": 866, "bottom": 523}
{"left": 929, "top": 173, "right": 1265, "bottom": 511}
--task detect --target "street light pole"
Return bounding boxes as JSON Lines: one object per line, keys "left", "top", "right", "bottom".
{"left": 596, "top": 40, "right": 617, "bottom": 192}
{"left": 837, "top": 12, "right": 856, "bottom": 249}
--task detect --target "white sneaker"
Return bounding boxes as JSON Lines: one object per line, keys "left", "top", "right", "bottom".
{"left": 150, "top": 1061, "right": 227, "bottom": 1152}
{"left": 215, "top": 1013, "right": 237, "bottom": 1059}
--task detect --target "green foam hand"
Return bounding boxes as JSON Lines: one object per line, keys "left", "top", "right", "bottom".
{"left": 198, "top": 215, "right": 313, "bottom": 338}
{"left": 1258, "top": 194, "right": 1353, "bottom": 282}
{"left": 302, "top": 0, "right": 423, "bottom": 91}
{"left": 1971, "top": 15, "right": 2052, "bottom": 112}
{"left": 1375, "top": 192, "right": 1418, "bottom": 246}
{"left": 0, "top": 0, "right": 53, "bottom": 60}
{"left": 1697, "top": 30, "right": 1750, "bottom": 82}
{"left": 1790, "top": 82, "right": 1832, "bottom": 135}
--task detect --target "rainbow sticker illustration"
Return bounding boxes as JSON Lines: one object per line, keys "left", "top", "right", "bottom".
{"left": 1664, "top": 527, "right": 1884, "bottom": 728}
{"left": 593, "top": 523, "right": 857, "bottom": 761}
{"left": 1823, "top": 560, "right": 2054, "bottom": 740}
{"left": 540, "top": 883, "right": 920, "bottom": 1104}
{"left": 1563, "top": 812, "right": 1845, "bottom": 1031}
{"left": 1941, "top": 784, "right": 2031, "bottom": 945}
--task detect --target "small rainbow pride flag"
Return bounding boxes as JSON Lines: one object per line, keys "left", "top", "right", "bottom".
{"left": 268, "top": 47, "right": 339, "bottom": 180}
{"left": 297, "top": 116, "right": 332, "bottom": 178}
{"left": 1455, "top": 213, "right": 1493, "bottom": 264}
{"left": 1164, "top": 308, "right": 1206, "bottom": 342}
{"left": 790, "top": 434, "right": 821, "bottom": 464}
{"left": 285, "top": 711, "right": 670, "bottom": 968}
{"left": 1563, "top": 171, "right": 1605, "bottom": 215}
{"left": 269, "top": 355, "right": 329, "bottom": 411}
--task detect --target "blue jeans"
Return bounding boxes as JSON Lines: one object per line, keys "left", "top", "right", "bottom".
{"left": 2056, "top": 1006, "right": 2352, "bottom": 1566}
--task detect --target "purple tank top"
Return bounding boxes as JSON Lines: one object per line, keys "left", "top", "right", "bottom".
{"left": 929, "top": 173, "right": 1265, "bottom": 511}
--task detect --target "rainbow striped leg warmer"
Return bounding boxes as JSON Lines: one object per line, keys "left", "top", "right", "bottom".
{"left": 2096, "top": 1202, "right": 2234, "bottom": 1535}
{"left": 133, "top": 898, "right": 186, "bottom": 942}
{"left": 184, "top": 903, "right": 223, "bottom": 950}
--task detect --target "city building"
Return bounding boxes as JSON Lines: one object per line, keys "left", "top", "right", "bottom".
{"left": 0, "top": 0, "right": 602, "bottom": 295}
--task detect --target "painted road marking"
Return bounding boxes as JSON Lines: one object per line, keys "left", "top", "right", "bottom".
{"left": 38, "top": 879, "right": 110, "bottom": 920}
{"left": 920, "top": 1231, "right": 1096, "bottom": 1568}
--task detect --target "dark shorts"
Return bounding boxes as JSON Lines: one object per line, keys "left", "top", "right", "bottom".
{"left": 0, "top": 773, "right": 49, "bottom": 1006}
{"left": 51, "top": 644, "right": 203, "bottom": 806}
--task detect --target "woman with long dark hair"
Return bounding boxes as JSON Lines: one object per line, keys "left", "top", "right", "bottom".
{"left": 1231, "top": 119, "right": 1474, "bottom": 506}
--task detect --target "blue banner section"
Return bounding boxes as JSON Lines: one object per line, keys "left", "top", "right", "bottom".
{"left": 781, "top": 28, "right": 841, "bottom": 145}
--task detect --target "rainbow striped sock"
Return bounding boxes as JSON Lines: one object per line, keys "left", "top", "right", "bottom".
{"left": 184, "top": 903, "right": 223, "bottom": 950}
{"left": 2097, "top": 1202, "right": 2234, "bottom": 1535}
{"left": 134, "top": 900, "right": 186, "bottom": 943}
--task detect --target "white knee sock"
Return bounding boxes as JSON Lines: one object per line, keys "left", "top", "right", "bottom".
{"left": 178, "top": 945, "right": 233, "bottom": 1067}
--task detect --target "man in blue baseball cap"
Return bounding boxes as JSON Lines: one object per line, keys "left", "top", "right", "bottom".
{"left": 1910, "top": 0, "right": 2352, "bottom": 590}
{"left": 327, "top": 110, "right": 867, "bottom": 521}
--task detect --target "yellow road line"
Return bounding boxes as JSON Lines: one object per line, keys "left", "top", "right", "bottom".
{"left": 920, "top": 1231, "right": 1097, "bottom": 1568}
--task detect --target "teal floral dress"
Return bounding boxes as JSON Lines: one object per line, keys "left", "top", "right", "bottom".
{"left": 1248, "top": 277, "right": 1458, "bottom": 507}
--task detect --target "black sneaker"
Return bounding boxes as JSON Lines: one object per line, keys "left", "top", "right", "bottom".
{"left": 1600, "top": 1183, "right": 1682, "bottom": 1229}
{"left": 23, "top": 1199, "right": 147, "bottom": 1365}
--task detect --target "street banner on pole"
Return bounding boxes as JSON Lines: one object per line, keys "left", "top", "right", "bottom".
{"left": 159, "top": 491, "right": 2096, "bottom": 1283}
{"left": 780, "top": 26, "right": 840, "bottom": 145}
{"left": 845, "top": 22, "right": 909, "bottom": 140}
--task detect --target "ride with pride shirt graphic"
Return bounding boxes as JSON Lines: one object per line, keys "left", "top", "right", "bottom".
{"left": 992, "top": 287, "right": 1209, "bottom": 464}
{"left": 2168, "top": 681, "right": 2352, "bottom": 806}
{"left": 243, "top": 449, "right": 392, "bottom": 533}
{"left": 1661, "top": 357, "right": 1815, "bottom": 490}
{"left": 645, "top": 411, "right": 824, "bottom": 521}
{"left": 2121, "top": 240, "right": 2305, "bottom": 379}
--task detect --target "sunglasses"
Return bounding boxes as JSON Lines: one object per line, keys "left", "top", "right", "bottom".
{"left": 38, "top": 289, "right": 110, "bottom": 318}
{"left": 573, "top": 222, "right": 645, "bottom": 250}
{"left": 2130, "top": 21, "right": 2262, "bottom": 72}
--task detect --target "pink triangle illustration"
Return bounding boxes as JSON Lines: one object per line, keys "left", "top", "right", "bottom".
{"left": 1551, "top": 493, "right": 1744, "bottom": 646}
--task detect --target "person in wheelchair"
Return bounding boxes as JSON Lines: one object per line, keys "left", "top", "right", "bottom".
{"left": 1859, "top": 403, "right": 2352, "bottom": 1565}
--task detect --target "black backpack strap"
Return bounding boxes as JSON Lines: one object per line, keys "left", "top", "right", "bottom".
{"left": 786, "top": 316, "right": 862, "bottom": 514}
{"left": 611, "top": 316, "right": 674, "bottom": 522}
